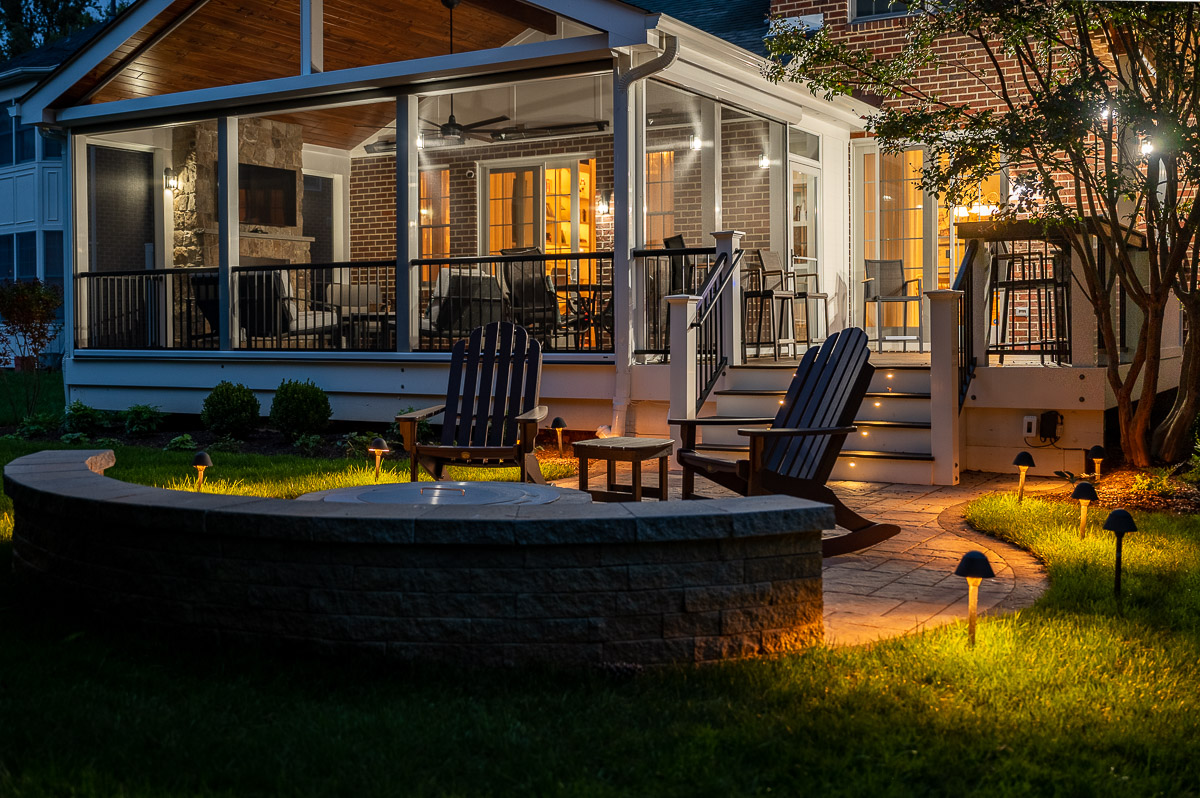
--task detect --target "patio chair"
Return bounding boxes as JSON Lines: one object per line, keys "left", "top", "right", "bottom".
{"left": 396, "top": 321, "right": 548, "bottom": 484}
{"left": 863, "top": 258, "right": 923, "bottom": 352}
{"left": 670, "top": 327, "right": 900, "bottom": 557}
{"left": 761, "top": 250, "right": 827, "bottom": 346}
{"left": 744, "top": 249, "right": 797, "bottom": 360}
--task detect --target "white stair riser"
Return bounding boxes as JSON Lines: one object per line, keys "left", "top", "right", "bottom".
{"left": 868, "top": 368, "right": 930, "bottom": 394}
{"left": 849, "top": 426, "right": 932, "bottom": 454}
{"left": 715, "top": 393, "right": 791, "bottom": 418}
{"left": 724, "top": 367, "right": 801, "bottom": 391}
{"left": 832, "top": 457, "right": 934, "bottom": 484}
{"left": 857, "top": 395, "right": 932, "bottom": 423}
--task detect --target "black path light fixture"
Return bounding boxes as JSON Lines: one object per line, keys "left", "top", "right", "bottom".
{"left": 368, "top": 437, "right": 390, "bottom": 483}
{"left": 1103, "top": 509, "right": 1137, "bottom": 599}
{"left": 954, "top": 550, "right": 995, "bottom": 647}
{"left": 1071, "top": 481, "right": 1098, "bottom": 539}
{"left": 192, "top": 451, "right": 213, "bottom": 492}
{"left": 551, "top": 417, "right": 567, "bottom": 457}
{"left": 1088, "top": 445, "right": 1107, "bottom": 478}
{"left": 1013, "top": 451, "right": 1035, "bottom": 502}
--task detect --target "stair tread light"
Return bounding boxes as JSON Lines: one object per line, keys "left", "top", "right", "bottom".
{"left": 367, "top": 437, "right": 390, "bottom": 483}
{"left": 954, "top": 550, "right": 995, "bottom": 646}
{"left": 192, "top": 450, "right": 213, "bottom": 491}
{"left": 1013, "top": 451, "right": 1035, "bottom": 502}
{"left": 1071, "top": 481, "right": 1098, "bottom": 539}
{"left": 1103, "top": 509, "right": 1137, "bottom": 598}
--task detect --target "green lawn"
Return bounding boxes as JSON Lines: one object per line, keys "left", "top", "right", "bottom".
{"left": 0, "top": 448, "right": 1198, "bottom": 795}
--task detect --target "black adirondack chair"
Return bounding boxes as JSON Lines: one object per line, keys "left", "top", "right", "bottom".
{"left": 672, "top": 327, "right": 899, "bottom": 557}
{"left": 396, "top": 322, "right": 548, "bottom": 483}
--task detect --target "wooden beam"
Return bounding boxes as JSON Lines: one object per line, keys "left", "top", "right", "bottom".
{"left": 462, "top": 0, "right": 556, "bottom": 35}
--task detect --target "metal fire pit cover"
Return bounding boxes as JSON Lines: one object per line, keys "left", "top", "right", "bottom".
{"left": 298, "top": 481, "right": 590, "bottom": 506}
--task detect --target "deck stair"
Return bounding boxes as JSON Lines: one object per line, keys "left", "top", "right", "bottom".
{"left": 701, "top": 362, "right": 936, "bottom": 484}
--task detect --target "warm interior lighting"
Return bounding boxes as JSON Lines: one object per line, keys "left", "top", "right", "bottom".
{"left": 953, "top": 205, "right": 970, "bottom": 218}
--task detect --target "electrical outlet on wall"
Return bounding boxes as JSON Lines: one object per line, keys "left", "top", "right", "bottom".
{"left": 1023, "top": 415, "right": 1037, "bottom": 436}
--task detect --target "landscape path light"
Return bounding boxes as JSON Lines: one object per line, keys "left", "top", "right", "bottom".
{"left": 954, "top": 550, "right": 995, "bottom": 647}
{"left": 1088, "top": 445, "right": 1106, "bottom": 477}
{"left": 192, "top": 451, "right": 213, "bottom": 492}
{"left": 551, "top": 416, "right": 567, "bottom": 457}
{"left": 1071, "top": 481, "right": 1098, "bottom": 539}
{"left": 1013, "top": 451, "right": 1035, "bottom": 502}
{"left": 1103, "top": 509, "right": 1137, "bottom": 599}
{"left": 368, "top": 437, "right": 390, "bottom": 483}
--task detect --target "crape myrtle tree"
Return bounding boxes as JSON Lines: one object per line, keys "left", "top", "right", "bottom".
{"left": 764, "top": 1, "right": 1200, "bottom": 466}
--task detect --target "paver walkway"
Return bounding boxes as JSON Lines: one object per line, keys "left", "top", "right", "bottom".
{"left": 556, "top": 464, "right": 1051, "bottom": 647}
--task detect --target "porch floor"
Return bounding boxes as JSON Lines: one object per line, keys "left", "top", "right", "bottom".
{"left": 553, "top": 466, "right": 1052, "bottom": 647}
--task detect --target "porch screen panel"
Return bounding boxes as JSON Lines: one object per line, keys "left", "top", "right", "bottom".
{"left": 863, "top": 149, "right": 924, "bottom": 330}
{"left": 87, "top": 146, "right": 154, "bottom": 273}
{"left": 487, "top": 168, "right": 536, "bottom": 254}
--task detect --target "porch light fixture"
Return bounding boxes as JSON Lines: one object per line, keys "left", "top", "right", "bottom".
{"left": 1140, "top": 140, "right": 1154, "bottom": 156}
{"left": 163, "top": 167, "right": 178, "bottom": 192}
{"left": 954, "top": 550, "right": 995, "bottom": 647}
{"left": 690, "top": 134, "right": 703, "bottom": 151}
{"left": 595, "top": 194, "right": 610, "bottom": 216}
{"left": 1088, "top": 445, "right": 1106, "bottom": 477}
{"left": 551, "top": 416, "right": 567, "bottom": 457}
{"left": 1103, "top": 509, "right": 1137, "bottom": 598}
{"left": 192, "top": 451, "right": 213, "bottom": 491}
{"left": 416, "top": 133, "right": 425, "bottom": 150}
{"left": 758, "top": 153, "right": 770, "bottom": 169}
{"left": 1013, "top": 451, "right": 1035, "bottom": 502}
{"left": 1071, "top": 481, "right": 1098, "bottom": 539}
{"left": 368, "top": 437, "right": 390, "bottom": 483}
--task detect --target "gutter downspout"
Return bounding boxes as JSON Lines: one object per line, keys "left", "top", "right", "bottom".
{"left": 609, "top": 32, "right": 677, "bottom": 437}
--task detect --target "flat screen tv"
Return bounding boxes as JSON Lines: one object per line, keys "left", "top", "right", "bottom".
{"left": 239, "top": 163, "right": 297, "bottom": 227}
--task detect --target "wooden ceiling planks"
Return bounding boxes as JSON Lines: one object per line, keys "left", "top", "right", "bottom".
{"left": 261, "top": 102, "right": 399, "bottom": 150}
{"left": 65, "top": 0, "right": 560, "bottom": 107}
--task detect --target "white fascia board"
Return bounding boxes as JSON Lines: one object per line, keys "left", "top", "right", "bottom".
{"left": 526, "top": 0, "right": 655, "bottom": 47}
{"left": 52, "top": 34, "right": 615, "bottom": 128}
{"left": 19, "top": 0, "right": 175, "bottom": 123}
{"left": 652, "top": 14, "right": 872, "bottom": 129}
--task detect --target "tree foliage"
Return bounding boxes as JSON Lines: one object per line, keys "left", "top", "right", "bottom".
{"left": 0, "top": 0, "right": 106, "bottom": 61}
{"left": 765, "top": 1, "right": 1200, "bottom": 465}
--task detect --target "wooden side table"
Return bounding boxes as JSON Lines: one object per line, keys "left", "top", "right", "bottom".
{"left": 573, "top": 436, "right": 674, "bottom": 502}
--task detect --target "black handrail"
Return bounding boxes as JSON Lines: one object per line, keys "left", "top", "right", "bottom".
{"left": 951, "top": 240, "right": 980, "bottom": 409}
{"left": 689, "top": 250, "right": 742, "bottom": 413}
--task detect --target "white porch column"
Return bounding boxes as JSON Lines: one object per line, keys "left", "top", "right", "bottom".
{"left": 395, "top": 94, "right": 419, "bottom": 352}
{"left": 926, "top": 289, "right": 962, "bottom": 486}
{"left": 667, "top": 293, "right": 700, "bottom": 448}
{"left": 217, "top": 116, "right": 238, "bottom": 350}
{"left": 610, "top": 53, "right": 637, "bottom": 434}
{"left": 700, "top": 100, "right": 720, "bottom": 237}
{"left": 971, "top": 241, "right": 990, "bottom": 372}
{"left": 712, "top": 229, "right": 743, "bottom": 367}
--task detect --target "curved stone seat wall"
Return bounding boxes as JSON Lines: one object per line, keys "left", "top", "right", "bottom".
{"left": 5, "top": 450, "right": 832, "bottom": 666}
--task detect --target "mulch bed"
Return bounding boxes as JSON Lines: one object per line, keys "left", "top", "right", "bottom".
{"left": 1037, "top": 467, "right": 1200, "bottom": 514}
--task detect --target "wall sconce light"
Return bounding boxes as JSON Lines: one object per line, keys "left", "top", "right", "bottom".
{"left": 1071, "top": 480, "right": 1098, "bottom": 539}
{"left": 758, "top": 153, "right": 770, "bottom": 169}
{"left": 1013, "top": 451, "right": 1035, "bottom": 502}
{"left": 1088, "top": 445, "right": 1106, "bottom": 477}
{"left": 595, "top": 194, "right": 610, "bottom": 216}
{"left": 690, "top": 134, "right": 703, "bottom": 151}
{"left": 1140, "top": 140, "right": 1154, "bottom": 156}
{"left": 551, "top": 416, "right": 567, "bottom": 457}
{"left": 192, "top": 450, "right": 212, "bottom": 491}
{"left": 416, "top": 133, "right": 425, "bottom": 150}
{"left": 164, "top": 167, "right": 178, "bottom": 192}
{"left": 367, "top": 437, "right": 390, "bottom": 483}
{"left": 954, "top": 550, "right": 995, "bottom": 647}
{"left": 1103, "top": 508, "right": 1136, "bottom": 598}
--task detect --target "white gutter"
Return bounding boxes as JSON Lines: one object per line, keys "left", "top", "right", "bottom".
{"left": 608, "top": 30, "right": 678, "bottom": 439}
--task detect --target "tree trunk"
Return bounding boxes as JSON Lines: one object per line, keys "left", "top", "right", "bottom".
{"left": 1153, "top": 303, "right": 1200, "bottom": 462}
{"left": 1115, "top": 306, "right": 1165, "bottom": 468}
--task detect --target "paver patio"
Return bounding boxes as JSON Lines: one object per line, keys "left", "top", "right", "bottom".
{"left": 557, "top": 465, "right": 1051, "bottom": 647}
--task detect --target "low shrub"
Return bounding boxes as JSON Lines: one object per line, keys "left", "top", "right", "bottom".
{"left": 270, "top": 379, "right": 332, "bottom": 441}
{"left": 209, "top": 435, "right": 244, "bottom": 453}
{"left": 123, "top": 404, "right": 165, "bottom": 437}
{"left": 201, "top": 382, "right": 260, "bottom": 438}
{"left": 164, "top": 434, "right": 197, "bottom": 451}
{"left": 95, "top": 437, "right": 119, "bottom": 448}
{"left": 59, "top": 432, "right": 90, "bottom": 445}
{"left": 1132, "top": 468, "right": 1177, "bottom": 498}
{"left": 63, "top": 400, "right": 105, "bottom": 435}
{"left": 17, "top": 412, "right": 61, "bottom": 438}
{"left": 337, "top": 431, "right": 384, "bottom": 459}
{"left": 293, "top": 433, "right": 322, "bottom": 456}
